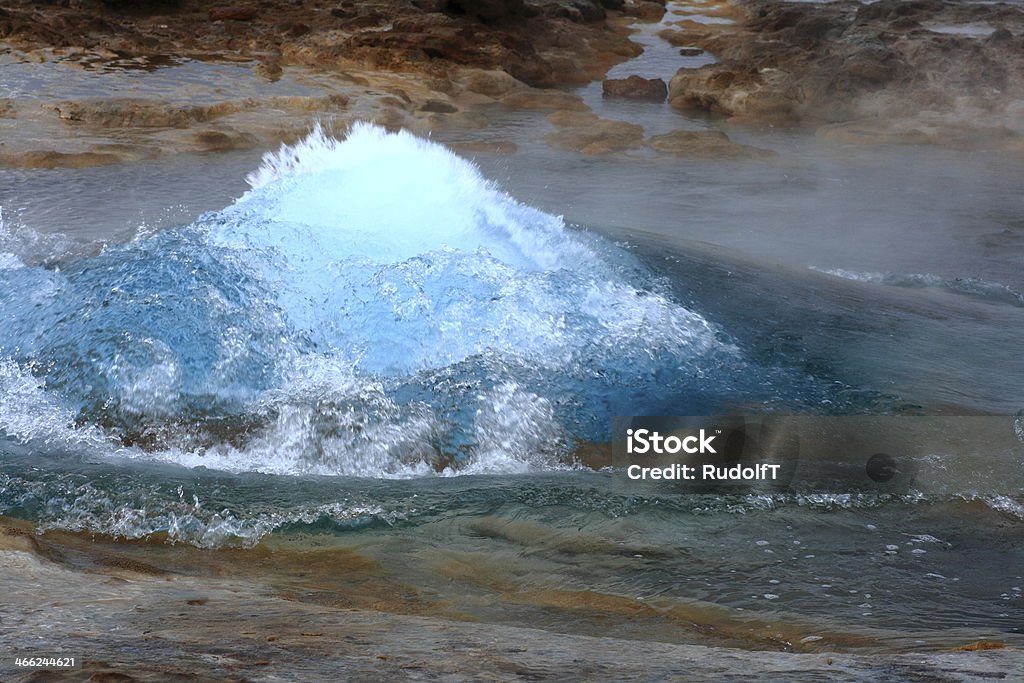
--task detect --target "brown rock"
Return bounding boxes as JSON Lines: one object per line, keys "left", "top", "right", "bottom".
{"left": 458, "top": 69, "right": 525, "bottom": 97}
{"left": 501, "top": 90, "right": 588, "bottom": 111}
{"left": 448, "top": 0, "right": 525, "bottom": 23}
{"left": 278, "top": 22, "right": 311, "bottom": 38}
{"left": 47, "top": 100, "right": 245, "bottom": 129}
{"left": 193, "top": 129, "right": 257, "bottom": 151}
{"left": 338, "top": 13, "right": 387, "bottom": 30}
{"left": 0, "top": 150, "right": 123, "bottom": 169}
{"left": 545, "top": 111, "right": 644, "bottom": 154}
{"left": 547, "top": 109, "right": 598, "bottom": 127}
{"left": 658, "top": 29, "right": 706, "bottom": 47}
{"left": 602, "top": 75, "right": 667, "bottom": 101}
{"left": 622, "top": 1, "right": 665, "bottom": 21}
{"left": 98, "top": 556, "right": 168, "bottom": 576}
{"left": 209, "top": 7, "right": 258, "bottom": 22}
{"left": 554, "top": 1, "right": 606, "bottom": 23}
{"left": 0, "top": 525, "right": 43, "bottom": 554}
{"left": 814, "top": 119, "right": 1024, "bottom": 151}
{"left": 413, "top": 0, "right": 449, "bottom": 11}
{"left": 668, "top": 69, "right": 734, "bottom": 115}
{"left": 419, "top": 99, "right": 460, "bottom": 113}
{"left": 954, "top": 641, "right": 1007, "bottom": 652}
{"left": 646, "top": 129, "right": 776, "bottom": 159}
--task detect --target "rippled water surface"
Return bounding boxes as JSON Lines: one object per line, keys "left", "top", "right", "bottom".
{"left": 0, "top": 53, "right": 321, "bottom": 102}
{"left": 1, "top": 2, "right": 1023, "bottom": 652}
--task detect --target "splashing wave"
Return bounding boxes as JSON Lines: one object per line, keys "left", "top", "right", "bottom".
{"left": 0, "top": 124, "right": 758, "bottom": 477}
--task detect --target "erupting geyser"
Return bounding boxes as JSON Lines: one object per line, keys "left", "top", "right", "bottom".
{"left": 0, "top": 123, "right": 751, "bottom": 477}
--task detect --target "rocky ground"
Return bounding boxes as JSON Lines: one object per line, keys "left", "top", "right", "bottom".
{"left": 665, "top": 0, "right": 1024, "bottom": 149}
{"left": 1, "top": 523, "right": 1022, "bottom": 682}
{"left": 2, "top": 0, "right": 1022, "bottom": 169}
{"left": 0, "top": 0, "right": 635, "bottom": 87}
{"left": 0, "top": 0, "right": 642, "bottom": 166}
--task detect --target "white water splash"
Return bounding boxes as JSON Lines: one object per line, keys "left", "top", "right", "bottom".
{"left": 0, "top": 124, "right": 735, "bottom": 479}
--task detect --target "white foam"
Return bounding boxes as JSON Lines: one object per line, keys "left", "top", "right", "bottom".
{"left": 0, "top": 361, "right": 117, "bottom": 453}
{"left": 1, "top": 124, "right": 733, "bottom": 479}
{"left": 238, "top": 122, "right": 585, "bottom": 271}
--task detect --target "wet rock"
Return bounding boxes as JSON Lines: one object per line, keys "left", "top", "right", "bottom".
{"left": 955, "top": 641, "right": 1007, "bottom": 651}
{"left": 658, "top": 28, "right": 709, "bottom": 47}
{"left": 889, "top": 17, "right": 920, "bottom": 31}
{"left": 278, "top": 21, "right": 311, "bottom": 38}
{"left": 854, "top": 0, "right": 945, "bottom": 24}
{"left": 659, "top": 0, "right": 1024, "bottom": 142}
{"left": 254, "top": 59, "right": 283, "bottom": 81}
{"left": 500, "top": 90, "right": 588, "bottom": 111}
{"left": 4, "top": 523, "right": 1024, "bottom": 682}
{"left": 47, "top": 99, "right": 245, "bottom": 128}
{"left": 447, "top": 0, "right": 525, "bottom": 23}
{"left": 458, "top": 69, "right": 526, "bottom": 97}
{"left": 2, "top": 0, "right": 639, "bottom": 110}
{"left": 370, "top": 105, "right": 413, "bottom": 132}
{"left": 193, "top": 129, "right": 258, "bottom": 151}
{"left": 545, "top": 110, "right": 643, "bottom": 154}
{"left": 98, "top": 556, "right": 169, "bottom": 576}
{"left": 413, "top": 0, "right": 448, "bottom": 12}
{"left": 209, "top": 7, "right": 258, "bottom": 22}
{"left": 985, "top": 28, "right": 1014, "bottom": 46}
{"left": 679, "top": 47, "right": 704, "bottom": 56}
{"left": 646, "top": 129, "right": 776, "bottom": 159}
{"left": 789, "top": 16, "right": 837, "bottom": 48}
{"left": 602, "top": 75, "right": 667, "bottom": 101}
{"left": 839, "top": 45, "right": 905, "bottom": 88}
{"left": 0, "top": 149, "right": 123, "bottom": 169}
{"left": 570, "top": 1, "right": 607, "bottom": 23}
{"left": 419, "top": 99, "right": 460, "bottom": 113}
{"left": 622, "top": 1, "right": 665, "bottom": 21}
{"left": 815, "top": 118, "right": 1024, "bottom": 152}
{"left": 0, "top": 525, "right": 44, "bottom": 554}
{"left": 0, "top": 0, "right": 649, "bottom": 168}
{"left": 0, "top": 87, "right": 363, "bottom": 169}
{"left": 337, "top": 10, "right": 606, "bottom": 88}
{"left": 1006, "top": 100, "right": 1024, "bottom": 136}
{"left": 668, "top": 67, "right": 749, "bottom": 115}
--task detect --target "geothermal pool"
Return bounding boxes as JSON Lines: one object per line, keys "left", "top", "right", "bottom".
{"left": 1, "top": 3, "right": 1023, "bottom": 657}
{"left": 3, "top": 121, "right": 1023, "bottom": 651}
